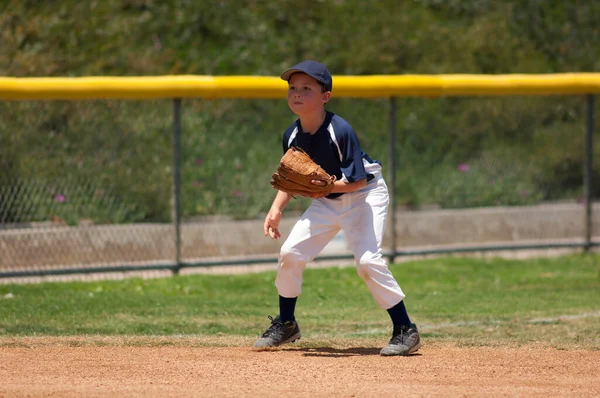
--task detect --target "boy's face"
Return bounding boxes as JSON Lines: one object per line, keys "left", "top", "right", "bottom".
{"left": 287, "top": 73, "right": 331, "bottom": 117}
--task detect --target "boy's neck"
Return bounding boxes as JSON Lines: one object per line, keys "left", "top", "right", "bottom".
{"left": 299, "top": 109, "right": 327, "bottom": 135}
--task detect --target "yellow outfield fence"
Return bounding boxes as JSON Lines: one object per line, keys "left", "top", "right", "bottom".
{"left": 1, "top": 73, "right": 600, "bottom": 100}
{"left": 0, "top": 72, "right": 598, "bottom": 281}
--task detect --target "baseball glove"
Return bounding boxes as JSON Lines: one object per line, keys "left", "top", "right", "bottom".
{"left": 271, "top": 147, "right": 336, "bottom": 198}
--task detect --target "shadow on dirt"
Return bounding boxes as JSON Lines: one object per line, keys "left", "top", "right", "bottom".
{"left": 285, "top": 347, "right": 422, "bottom": 358}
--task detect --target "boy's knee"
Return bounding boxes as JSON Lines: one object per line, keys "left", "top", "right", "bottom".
{"left": 356, "top": 253, "right": 384, "bottom": 279}
{"left": 279, "top": 245, "right": 306, "bottom": 268}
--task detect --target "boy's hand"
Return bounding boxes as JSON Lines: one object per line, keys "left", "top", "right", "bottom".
{"left": 264, "top": 207, "right": 282, "bottom": 240}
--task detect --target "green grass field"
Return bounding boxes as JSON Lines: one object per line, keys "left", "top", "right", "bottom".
{"left": 1, "top": 254, "right": 599, "bottom": 349}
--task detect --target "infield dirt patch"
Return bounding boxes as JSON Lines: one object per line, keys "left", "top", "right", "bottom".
{"left": 1, "top": 337, "right": 598, "bottom": 397}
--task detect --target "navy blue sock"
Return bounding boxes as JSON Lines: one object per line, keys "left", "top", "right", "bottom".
{"left": 387, "top": 300, "right": 412, "bottom": 327}
{"left": 279, "top": 295, "right": 297, "bottom": 322}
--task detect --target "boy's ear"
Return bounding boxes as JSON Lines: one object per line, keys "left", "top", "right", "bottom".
{"left": 321, "top": 91, "right": 332, "bottom": 104}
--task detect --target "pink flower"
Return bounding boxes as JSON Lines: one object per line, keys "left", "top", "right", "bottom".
{"left": 458, "top": 163, "right": 470, "bottom": 172}
{"left": 194, "top": 158, "right": 203, "bottom": 166}
{"left": 55, "top": 194, "right": 66, "bottom": 203}
{"left": 231, "top": 191, "right": 243, "bottom": 198}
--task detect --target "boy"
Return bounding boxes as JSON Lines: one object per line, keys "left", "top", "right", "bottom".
{"left": 254, "top": 60, "right": 421, "bottom": 356}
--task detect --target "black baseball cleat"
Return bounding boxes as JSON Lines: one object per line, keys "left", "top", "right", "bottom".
{"left": 380, "top": 323, "right": 422, "bottom": 356}
{"left": 253, "top": 315, "right": 301, "bottom": 349}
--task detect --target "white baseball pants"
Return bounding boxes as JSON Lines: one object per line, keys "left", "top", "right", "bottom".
{"left": 275, "top": 177, "right": 405, "bottom": 310}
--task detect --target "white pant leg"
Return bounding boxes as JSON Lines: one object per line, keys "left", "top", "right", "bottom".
{"left": 340, "top": 178, "right": 405, "bottom": 309}
{"left": 275, "top": 199, "right": 340, "bottom": 298}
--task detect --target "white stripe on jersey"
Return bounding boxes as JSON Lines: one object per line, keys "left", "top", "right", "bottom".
{"left": 287, "top": 127, "right": 299, "bottom": 148}
{"left": 327, "top": 124, "right": 343, "bottom": 162}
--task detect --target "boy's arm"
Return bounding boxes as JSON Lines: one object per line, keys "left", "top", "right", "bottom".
{"left": 264, "top": 190, "right": 294, "bottom": 240}
{"left": 331, "top": 178, "right": 368, "bottom": 193}
{"left": 314, "top": 178, "right": 367, "bottom": 194}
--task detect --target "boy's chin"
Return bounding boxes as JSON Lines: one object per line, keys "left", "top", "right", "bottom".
{"left": 290, "top": 106, "right": 318, "bottom": 117}
{"left": 289, "top": 107, "right": 304, "bottom": 116}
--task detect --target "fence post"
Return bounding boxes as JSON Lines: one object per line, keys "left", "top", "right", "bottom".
{"left": 172, "top": 98, "right": 183, "bottom": 273}
{"left": 387, "top": 97, "right": 397, "bottom": 264}
{"left": 584, "top": 94, "right": 595, "bottom": 252}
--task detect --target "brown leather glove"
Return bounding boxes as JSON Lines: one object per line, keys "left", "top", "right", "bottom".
{"left": 270, "top": 147, "right": 336, "bottom": 198}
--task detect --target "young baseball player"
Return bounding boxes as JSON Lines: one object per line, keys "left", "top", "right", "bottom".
{"left": 254, "top": 60, "right": 421, "bottom": 356}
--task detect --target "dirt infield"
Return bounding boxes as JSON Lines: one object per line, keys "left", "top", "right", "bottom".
{"left": 1, "top": 337, "right": 598, "bottom": 397}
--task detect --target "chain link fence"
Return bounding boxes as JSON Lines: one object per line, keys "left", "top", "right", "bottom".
{"left": 0, "top": 94, "right": 598, "bottom": 283}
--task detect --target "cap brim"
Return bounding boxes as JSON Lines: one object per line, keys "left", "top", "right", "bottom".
{"left": 280, "top": 68, "right": 304, "bottom": 81}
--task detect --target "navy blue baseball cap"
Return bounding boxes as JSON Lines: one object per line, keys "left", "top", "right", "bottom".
{"left": 281, "top": 60, "right": 333, "bottom": 92}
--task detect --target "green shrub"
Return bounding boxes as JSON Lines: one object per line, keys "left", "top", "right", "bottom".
{"left": 1, "top": 0, "right": 599, "bottom": 222}
{"left": 424, "top": 151, "right": 545, "bottom": 209}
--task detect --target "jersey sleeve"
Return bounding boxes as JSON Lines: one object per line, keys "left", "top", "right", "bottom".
{"left": 338, "top": 125, "right": 369, "bottom": 183}
{"left": 281, "top": 135, "right": 288, "bottom": 154}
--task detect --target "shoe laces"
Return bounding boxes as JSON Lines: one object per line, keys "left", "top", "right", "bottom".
{"left": 261, "top": 315, "right": 285, "bottom": 338}
{"left": 389, "top": 324, "right": 412, "bottom": 345}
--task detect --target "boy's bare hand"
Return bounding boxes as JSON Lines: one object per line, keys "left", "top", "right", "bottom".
{"left": 264, "top": 207, "right": 282, "bottom": 240}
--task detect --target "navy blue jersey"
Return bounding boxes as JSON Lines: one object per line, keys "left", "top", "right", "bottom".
{"left": 282, "top": 111, "right": 381, "bottom": 199}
